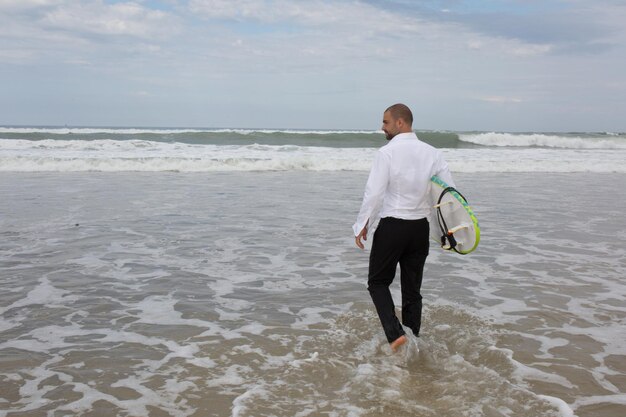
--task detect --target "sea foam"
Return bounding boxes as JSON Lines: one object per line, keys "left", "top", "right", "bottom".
{"left": 1, "top": 138, "right": 625, "bottom": 172}
{"left": 459, "top": 132, "right": 626, "bottom": 149}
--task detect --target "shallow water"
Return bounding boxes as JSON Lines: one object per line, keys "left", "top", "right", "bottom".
{"left": 0, "top": 172, "right": 624, "bottom": 417}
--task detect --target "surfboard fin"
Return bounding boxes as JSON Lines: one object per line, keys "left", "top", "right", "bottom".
{"left": 441, "top": 233, "right": 457, "bottom": 250}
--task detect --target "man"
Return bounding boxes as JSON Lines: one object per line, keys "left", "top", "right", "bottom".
{"left": 353, "top": 103, "right": 455, "bottom": 352}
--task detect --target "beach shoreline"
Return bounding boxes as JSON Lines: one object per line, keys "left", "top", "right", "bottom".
{"left": 1, "top": 171, "right": 624, "bottom": 416}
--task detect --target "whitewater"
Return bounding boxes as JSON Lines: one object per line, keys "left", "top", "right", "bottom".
{"left": 0, "top": 128, "right": 625, "bottom": 172}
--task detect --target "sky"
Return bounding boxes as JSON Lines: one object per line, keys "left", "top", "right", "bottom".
{"left": 1, "top": 0, "right": 625, "bottom": 131}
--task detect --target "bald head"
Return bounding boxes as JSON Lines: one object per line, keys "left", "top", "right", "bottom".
{"left": 381, "top": 103, "right": 413, "bottom": 140}
{"left": 385, "top": 103, "right": 413, "bottom": 127}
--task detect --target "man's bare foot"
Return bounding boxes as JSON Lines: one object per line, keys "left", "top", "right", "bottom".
{"left": 390, "top": 335, "right": 407, "bottom": 352}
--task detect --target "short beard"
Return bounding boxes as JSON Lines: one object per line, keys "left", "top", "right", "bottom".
{"left": 385, "top": 131, "right": 396, "bottom": 141}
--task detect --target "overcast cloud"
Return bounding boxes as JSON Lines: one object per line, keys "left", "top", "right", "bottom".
{"left": 1, "top": 0, "right": 625, "bottom": 131}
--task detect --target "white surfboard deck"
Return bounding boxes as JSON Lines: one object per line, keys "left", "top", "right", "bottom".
{"left": 429, "top": 176, "right": 480, "bottom": 254}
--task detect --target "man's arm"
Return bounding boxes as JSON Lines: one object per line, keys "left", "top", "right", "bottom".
{"left": 353, "top": 151, "right": 389, "bottom": 249}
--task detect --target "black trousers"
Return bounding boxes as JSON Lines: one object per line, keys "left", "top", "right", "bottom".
{"left": 368, "top": 217, "right": 429, "bottom": 343}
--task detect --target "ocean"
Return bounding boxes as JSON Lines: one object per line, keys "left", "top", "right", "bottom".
{"left": 0, "top": 127, "right": 625, "bottom": 173}
{"left": 1, "top": 127, "right": 625, "bottom": 417}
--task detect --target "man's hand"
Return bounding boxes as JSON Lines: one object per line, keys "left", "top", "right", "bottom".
{"left": 355, "top": 225, "right": 368, "bottom": 250}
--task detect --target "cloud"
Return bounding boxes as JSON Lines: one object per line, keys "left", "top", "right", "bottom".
{"left": 188, "top": 0, "right": 279, "bottom": 22}
{"left": 0, "top": 1, "right": 179, "bottom": 41}
{"left": 178, "top": 0, "right": 511, "bottom": 80}
{"left": 180, "top": 0, "right": 438, "bottom": 72}
{"left": 0, "top": 0, "right": 564, "bottom": 71}
{"left": 1, "top": 0, "right": 625, "bottom": 130}
{"left": 478, "top": 96, "right": 523, "bottom": 104}
{"left": 130, "top": 90, "right": 152, "bottom": 97}
{"left": 359, "top": 0, "right": 626, "bottom": 59}
{"left": 188, "top": 0, "right": 359, "bottom": 25}
{"left": 42, "top": 1, "right": 178, "bottom": 38}
{"left": 187, "top": 0, "right": 463, "bottom": 41}
{"left": 0, "top": 0, "right": 181, "bottom": 68}
{"left": 0, "top": 0, "right": 65, "bottom": 11}
{"left": 413, "top": 0, "right": 626, "bottom": 56}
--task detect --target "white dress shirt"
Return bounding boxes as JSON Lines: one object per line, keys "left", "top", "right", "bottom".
{"left": 353, "top": 132, "right": 455, "bottom": 236}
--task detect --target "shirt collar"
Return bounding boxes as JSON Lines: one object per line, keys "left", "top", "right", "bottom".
{"left": 390, "top": 131, "right": 417, "bottom": 142}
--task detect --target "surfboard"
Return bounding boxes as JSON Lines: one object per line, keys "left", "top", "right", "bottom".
{"left": 429, "top": 175, "right": 480, "bottom": 254}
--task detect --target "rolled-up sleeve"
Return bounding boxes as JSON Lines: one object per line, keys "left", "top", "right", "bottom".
{"left": 352, "top": 150, "right": 390, "bottom": 236}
